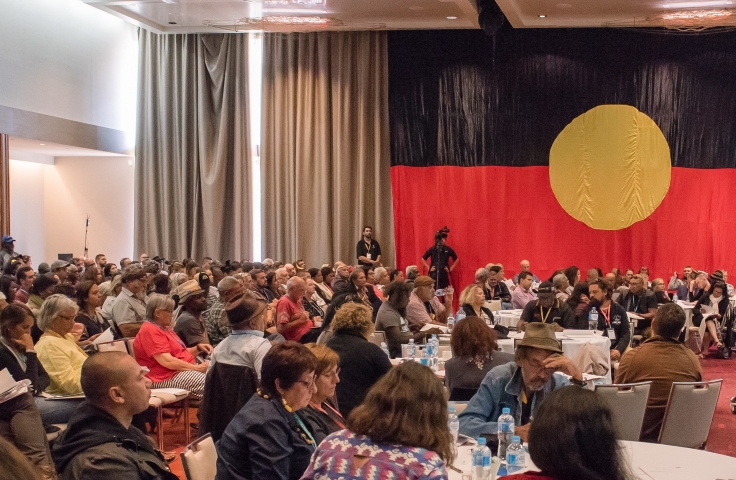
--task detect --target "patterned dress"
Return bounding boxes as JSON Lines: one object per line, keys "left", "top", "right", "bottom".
{"left": 300, "top": 429, "right": 447, "bottom": 480}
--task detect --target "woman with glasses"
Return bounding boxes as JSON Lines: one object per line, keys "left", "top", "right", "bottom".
{"left": 299, "top": 344, "right": 345, "bottom": 443}
{"left": 216, "top": 341, "right": 318, "bottom": 480}
{"left": 132, "top": 293, "right": 211, "bottom": 399}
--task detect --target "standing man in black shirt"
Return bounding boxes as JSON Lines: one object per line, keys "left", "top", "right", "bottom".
{"left": 356, "top": 226, "right": 382, "bottom": 268}
{"left": 421, "top": 227, "right": 458, "bottom": 290}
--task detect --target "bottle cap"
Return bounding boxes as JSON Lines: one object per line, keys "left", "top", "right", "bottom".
{"left": 477, "top": 437, "right": 486, "bottom": 445}
{"left": 448, "top": 405, "right": 455, "bottom": 413}
{"left": 512, "top": 436, "right": 521, "bottom": 443}
{"left": 502, "top": 407, "right": 510, "bottom": 414}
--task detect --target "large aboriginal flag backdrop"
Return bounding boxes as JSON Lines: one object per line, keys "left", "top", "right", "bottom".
{"left": 388, "top": 28, "right": 736, "bottom": 289}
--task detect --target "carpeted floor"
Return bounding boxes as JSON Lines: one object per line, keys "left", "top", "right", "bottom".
{"left": 163, "top": 355, "right": 736, "bottom": 479}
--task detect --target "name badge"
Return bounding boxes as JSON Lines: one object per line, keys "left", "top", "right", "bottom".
{"left": 607, "top": 328, "right": 616, "bottom": 341}
{"left": 367, "top": 253, "right": 371, "bottom": 259}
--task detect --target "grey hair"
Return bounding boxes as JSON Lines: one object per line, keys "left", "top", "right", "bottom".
{"left": 218, "top": 276, "right": 242, "bottom": 292}
{"left": 37, "top": 294, "right": 79, "bottom": 332}
{"left": 553, "top": 274, "right": 568, "bottom": 289}
{"left": 475, "top": 268, "right": 488, "bottom": 280}
{"left": 374, "top": 267, "right": 388, "bottom": 281}
{"left": 169, "top": 272, "right": 188, "bottom": 287}
{"left": 405, "top": 265, "right": 419, "bottom": 280}
{"left": 145, "top": 293, "right": 175, "bottom": 320}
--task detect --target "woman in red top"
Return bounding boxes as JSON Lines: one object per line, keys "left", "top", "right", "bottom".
{"left": 500, "top": 387, "right": 632, "bottom": 480}
{"left": 133, "top": 293, "right": 212, "bottom": 399}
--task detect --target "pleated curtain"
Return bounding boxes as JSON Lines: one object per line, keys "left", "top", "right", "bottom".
{"left": 261, "top": 31, "right": 394, "bottom": 268}
{"left": 135, "top": 30, "right": 252, "bottom": 261}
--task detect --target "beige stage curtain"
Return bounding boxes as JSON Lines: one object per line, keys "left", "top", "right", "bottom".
{"left": 135, "top": 30, "right": 252, "bottom": 261}
{"left": 261, "top": 32, "right": 394, "bottom": 268}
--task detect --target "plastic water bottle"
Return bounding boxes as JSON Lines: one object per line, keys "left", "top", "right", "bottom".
{"left": 506, "top": 436, "right": 526, "bottom": 473}
{"left": 407, "top": 339, "right": 416, "bottom": 359}
{"left": 380, "top": 342, "right": 390, "bottom": 358}
{"left": 447, "top": 314, "right": 455, "bottom": 332}
{"left": 430, "top": 334, "right": 440, "bottom": 371}
{"left": 447, "top": 405, "right": 459, "bottom": 444}
{"left": 588, "top": 307, "right": 599, "bottom": 330}
{"left": 497, "top": 407, "right": 514, "bottom": 460}
{"left": 471, "top": 437, "right": 492, "bottom": 479}
{"left": 456, "top": 309, "right": 466, "bottom": 322}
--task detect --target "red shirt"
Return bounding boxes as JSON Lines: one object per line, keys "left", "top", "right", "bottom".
{"left": 276, "top": 294, "right": 313, "bottom": 342}
{"left": 134, "top": 321, "right": 195, "bottom": 382}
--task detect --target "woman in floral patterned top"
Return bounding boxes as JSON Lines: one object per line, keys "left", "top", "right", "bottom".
{"left": 301, "top": 362, "right": 453, "bottom": 480}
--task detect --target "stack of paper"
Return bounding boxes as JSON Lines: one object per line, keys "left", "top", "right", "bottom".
{"left": 0, "top": 368, "right": 31, "bottom": 405}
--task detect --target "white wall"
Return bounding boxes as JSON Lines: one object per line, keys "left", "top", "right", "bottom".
{"left": 0, "top": 0, "right": 138, "bottom": 140}
{"left": 9, "top": 157, "right": 135, "bottom": 266}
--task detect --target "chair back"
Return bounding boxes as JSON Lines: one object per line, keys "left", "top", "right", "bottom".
{"left": 594, "top": 382, "right": 651, "bottom": 441}
{"left": 487, "top": 300, "right": 502, "bottom": 312}
{"left": 96, "top": 339, "right": 128, "bottom": 353}
{"left": 200, "top": 363, "right": 259, "bottom": 442}
{"left": 368, "top": 331, "right": 386, "bottom": 347}
{"left": 658, "top": 379, "right": 723, "bottom": 449}
{"left": 180, "top": 433, "right": 217, "bottom": 480}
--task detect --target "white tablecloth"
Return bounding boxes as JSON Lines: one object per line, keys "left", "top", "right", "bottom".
{"left": 449, "top": 440, "right": 736, "bottom": 480}
{"left": 493, "top": 310, "right": 522, "bottom": 328}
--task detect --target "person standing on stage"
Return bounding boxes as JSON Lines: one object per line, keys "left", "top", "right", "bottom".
{"left": 421, "top": 227, "right": 458, "bottom": 290}
{"left": 356, "top": 226, "right": 382, "bottom": 268}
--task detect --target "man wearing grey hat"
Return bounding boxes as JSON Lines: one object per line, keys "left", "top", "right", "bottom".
{"left": 459, "top": 323, "right": 584, "bottom": 442}
{"left": 50, "top": 259, "right": 70, "bottom": 283}
{"left": 208, "top": 293, "right": 270, "bottom": 379}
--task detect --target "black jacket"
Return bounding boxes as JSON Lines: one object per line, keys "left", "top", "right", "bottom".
{"left": 580, "top": 300, "right": 631, "bottom": 354}
{"left": 53, "top": 402, "right": 177, "bottom": 480}
{"left": 484, "top": 282, "right": 511, "bottom": 303}
{"left": 200, "top": 362, "right": 259, "bottom": 442}
{"left": 326, "top": 329, "right": 392, "bottom": 418}
{"left": 0, "top": 342, "right": 49, "bottom": 395}
{"left": 520, "top": 299, "right": 576, "bottom": 329}
{"left": 461, "top": 304, "right": 495, "bottom": 324}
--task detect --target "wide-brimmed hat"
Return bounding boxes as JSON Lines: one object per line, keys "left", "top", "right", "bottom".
{"left": 517, "top": 323, "right": 563, "bottom": 354}
{"left": 173, "top": 279, "right": 204, "bottom": 304}
{"left": 225, "top": 293, "right": 267, "bottom": 326}
{"left": 413, "top": 275, "right": 434, "bottom": 288}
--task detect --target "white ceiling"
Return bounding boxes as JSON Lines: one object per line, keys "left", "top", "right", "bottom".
{"left": 82, "top": 0, "right": 480, "bottom": 33}
{"left": 9, "top": 137, "right": 127, "bottom": 165}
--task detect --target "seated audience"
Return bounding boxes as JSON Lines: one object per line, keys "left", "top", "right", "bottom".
{"left": 35, "top": 294, "right": 88, "bottom": 395}
{"left": 209, "top": 293, "right": 270, "bottom": 378}
{"left": 331, "top": 262, "right": 351, "bottom": 295}
{"left": 459, "top": 323, "right": 583, "bottom": 441}
{"left": 203, "top": 276, "right": 244, "bottom": 347}
{"left": 501, "top": 387, "right": 630, "bottom": 480}
{"left": 298, "top": 344, "right": 346, "bottom": 444}
{"left": 511, "top": 271, "right": 537, "bottom": 309}
{"left": 13, "top": 265, "right": 34, "bottom": 306}
{"left": 326, "top": 303, "right": 392, "bottom": 418}
{"left": 277, "top": 277, "right": 315, "bottom": 343}
{"left": 0, "top": 304, "right": 82, "bottom": 425}
{"left": 651, "top": 278, "right": 672, "bottom": 304}
{"left": 615, "top": 303, "right": 702, "bottom": 442}
{"left": 100, "top": 274, "right": 122, "bottom": 325}
{"left": 307, "top": 268, "right": 329, "bottom": 308}
{"left": 689, "top": 271, "right": 710, "bottom": 303}
{"left": 26, "top": 273, "right": 58, "bottom": 317}
{"left": 692, "top": 282, "right": 730, "bottom": 359}
{"left": 173, "top": 279, "right": 210, "bottom": 347}
{"left": 302, "top": 278, "right": 324, "bottom": 323}
{"left": 315, "top": 292, "right": 362, "bottom": 345}
{"left": 586, "top": 268, "right": 599, "bottom": 283}
{"left": 668, "top": 265, "right": 693, "bottom": 290}
{"left": 405, "top": 275, "right": 449, "bottom": 332}
{"left": 375, "top": 281, "right": 440, "bottom": 358}
{"left": 111, "top": 266, "right": 148, "bottom": 337}
{"left": 552, "top": 273, "right": 570, "bottom": 302}
{"left": 102, "top": 262, "right": 118, "bottom": 281}
{"left": 390, "top": 268, "right": 405, "bottom": 282}
{"left": 460, "top": 283, "right": 495, "bottom": 325}
{"left": 513, "top": 260, "right": 540, "bottom": 284}
{"left": 373, "top": 266, "right": 390, "bottom": 293}
{"left": 316, "top": 266, "right": 334, "bottom": 302}
{"left": 518, "top": 282, "right": 576, "bottom": 331}
{"left": 565, "top": 281, "right": 590, "bottom": 321}
{"left": 617, "top": 274, "right": 657, "bottom": 336}
{"left": 580, "top": 280, "right": 631, "bottom": 362}
{"left": 347, "top": 267, "right": 381, "bottom": 313}
{"left": 133, "top": 293, "right": 211, "bottom": 399}
{"left": 564, "top": 265, "right": 581, "bottom": 295}
{"left": 302, "top": 362, "right": 452, "bottom": 480}
{"left": 53, "top": 352, "right": 177, "bottom": 480}
{"left": 445, "top": 316, "right": 514, "bottom": 396}
{"left": 405, "top": 265, "right": 419, "bottom": 289}
{"left": 216, "top": 342, "right": 318, "bottom": 480}
{"left": 486, "top": 265, "right": 512, "bottom": 306}
{"left": 74, "top": 281, "right": 106, "bottom": 344}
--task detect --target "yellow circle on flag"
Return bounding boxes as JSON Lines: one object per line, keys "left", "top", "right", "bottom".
{"left": 549, "top": 105, "right": 671, "bottom": 230}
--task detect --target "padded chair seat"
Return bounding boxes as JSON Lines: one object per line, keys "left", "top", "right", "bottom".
{"left": 150, "top": 389, "right": 188, "bottom": 405}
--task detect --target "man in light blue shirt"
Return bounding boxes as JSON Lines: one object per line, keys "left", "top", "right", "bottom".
{"left": 459, "top": 323, "right": 584, "bottom": 442}
{"left": 209, "top": 293, "right": 271, "bottom": 379}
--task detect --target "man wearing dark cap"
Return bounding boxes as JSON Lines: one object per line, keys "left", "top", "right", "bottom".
{"left": 209, "top": 293, "right": 271, "bottom": 379}
{"left": 173, "top": 279, "right": 210, "bottom": 348}
{"left": 459, "top": 323, "right": 584, "bottom": 441}
{"left": 0, "top": 235, "right": 16, "bottom": 270}
{"left": 517, "top": 281, "right": 576, "bottom": 331}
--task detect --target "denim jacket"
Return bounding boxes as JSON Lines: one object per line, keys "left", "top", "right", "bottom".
{"left": 458, "top": 362, "right": 570, "bottom": 438}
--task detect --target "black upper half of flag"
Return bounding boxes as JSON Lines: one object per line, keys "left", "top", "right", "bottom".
{"left": 388, "top": 27, "right": 736, "bottom": 169}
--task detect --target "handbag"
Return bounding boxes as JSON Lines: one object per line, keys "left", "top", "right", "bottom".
{"left": 686, "top": 328, "right": 702, "bottom": 354}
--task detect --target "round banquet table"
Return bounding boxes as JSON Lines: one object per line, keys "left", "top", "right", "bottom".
{"left": 448, "top": 440, "right": 736, "bottom": 480}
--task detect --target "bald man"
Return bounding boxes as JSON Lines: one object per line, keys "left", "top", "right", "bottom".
{"left": 513, "top": 260, "right": 540, "bottom": 284}
{"left": 276, "top": 276, "right": 313, "bottom": 342}
{"left": 53, "top": 352, "right": 177, "bottom": 480}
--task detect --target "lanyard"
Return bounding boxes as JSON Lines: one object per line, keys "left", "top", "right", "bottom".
{"left": 152, "top": 321, "right": 187, "bottom": 349}
{"left": 628, "top": 295, "right": 640, "bottom": 313}
{"left": 294, "top": 413, "right": 317, "bottom": 448}
{"left": 364, "top": 240, "right": 372, "bottom": 252}
{"left": 310, "top": 401, "right": 346, "bottom": 429}
{"left": 539, "top": 306, "right": 552, "bottom": 324}
{"left": 600, "top": 305, "right": 611, "bottom": 326}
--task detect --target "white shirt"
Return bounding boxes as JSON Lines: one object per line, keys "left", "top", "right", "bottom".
{"left": 208, "top": 329, "right": 271, "bottom": 380}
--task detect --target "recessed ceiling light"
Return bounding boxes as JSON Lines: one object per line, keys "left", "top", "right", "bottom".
{"left": 447, "top": 16, "right": 457, "bottom": 20}
{"left": 39, "top": 143, "right": 45, "bottom": 146}
{"left": 539, "top": 15, "right": 547, "bottom": 18}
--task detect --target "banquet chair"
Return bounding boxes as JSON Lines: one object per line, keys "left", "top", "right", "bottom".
{"left": 658, "top": 379, "right": 723, "bottom": 449}
{"left": 368, "top": 331, "right": 386, "bottom": 347}
{"left": 594, "top": 381, "right": 651, "bottom": 441}
{"left": 150, "top": 388, "right": 191, "bottom": 450}
{"left": 180, "top": 433, "right": 217, "bottom": 480}
{"left": 95, "top": 339, "right": 128, "bottom": 353}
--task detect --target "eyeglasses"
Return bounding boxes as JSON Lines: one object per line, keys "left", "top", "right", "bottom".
{"left": 296, "top": 376, "right": 316, "bottom": 389}
{"left": 156, "top": 308, "right": 174, "bottom": 314}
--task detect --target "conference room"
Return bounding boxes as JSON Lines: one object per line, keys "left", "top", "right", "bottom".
{"left": 1, "top": 0, "right": 736, "bottom": 479}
